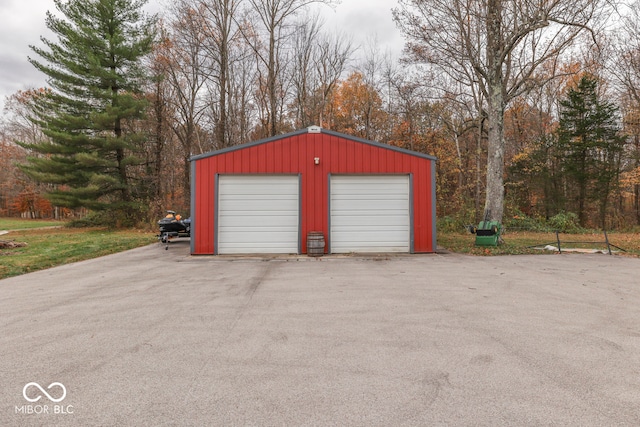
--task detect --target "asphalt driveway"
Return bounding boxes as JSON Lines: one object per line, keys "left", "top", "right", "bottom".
{"left": 2, "top": 242, "right": 640, "bottom": 426}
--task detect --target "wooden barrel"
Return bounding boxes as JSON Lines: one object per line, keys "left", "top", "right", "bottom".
{"left": 307, "top": 231, "right": 325, "bottom": 257}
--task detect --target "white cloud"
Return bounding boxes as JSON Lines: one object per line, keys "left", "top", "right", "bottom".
{"left": 326, "top": 0, "right": 404, "bottom": 57}
{"left": 0, "top": 0, "right": 52, "bottom": 109}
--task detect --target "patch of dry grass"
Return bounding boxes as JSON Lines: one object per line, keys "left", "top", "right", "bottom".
{"left": 438, "top": 230, "right": 640, "bottom": 257}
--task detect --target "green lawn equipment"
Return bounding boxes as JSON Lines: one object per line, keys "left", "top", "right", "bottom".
{"left": 468, "top": 213, "right": 502, "bottom": 246}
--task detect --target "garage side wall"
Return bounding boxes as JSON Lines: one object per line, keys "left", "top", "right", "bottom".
{"left": 191, "top": 132, "right": 436, "bottom": 254}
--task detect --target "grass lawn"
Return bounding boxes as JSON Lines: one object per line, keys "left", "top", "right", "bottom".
{"left": 0, "top": 218, "right": 64, "bottom": 230}
{"left": 0, "top": 226, "right": 156, "bottom": 279}
{"left": 1, "top": 217, "right": 638, "bottom": 280}
{"left": 438, "top": 230, "right": 640, "bottom": 257}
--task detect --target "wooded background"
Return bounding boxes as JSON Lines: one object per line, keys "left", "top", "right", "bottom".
{"left": 1, "top": 0, "right": 639, "bottom": 230}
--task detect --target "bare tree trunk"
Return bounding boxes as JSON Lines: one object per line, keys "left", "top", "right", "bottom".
{"left": 485, "top": 92, "right": 505, "bottom": 222}
{"left": 476, "top": 116, "right": 483, "bottom": 222}
{"left": 246, "top": 0, "right": 338, "bottom": 137}
{"left": 268, "top": 29, "right": 278, "bottom": 136}
{"left": 635, "top": 181, "right": 640, "bottom": 225}
{"left": 154, "top": 80, "right": 165, "bottom": 203}
{"left": 395, "top": 0, "right": 609, "bottom": 226}
{"left": 629, "top": 139, "right": 640, "bottom": 227}
{"left": 484, "top": 0, "right": 504, "bottom": 223}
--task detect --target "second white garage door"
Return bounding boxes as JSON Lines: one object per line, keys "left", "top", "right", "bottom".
{"left": 330, "top": 175, "right": 410, "bottom": 253}
{"left": 217, "top": 175, "right": 299, "bottom": 254}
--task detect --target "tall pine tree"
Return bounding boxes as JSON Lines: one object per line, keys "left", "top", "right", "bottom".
{"left": 557, "top": 75, "right": 625, "bottom": 228}
{"left": 20, "top": 0, "right": 155, "bottom": 218}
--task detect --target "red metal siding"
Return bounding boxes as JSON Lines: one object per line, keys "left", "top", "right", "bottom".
{"left": 192, "top": 131, "right": 435, "bottom": 254}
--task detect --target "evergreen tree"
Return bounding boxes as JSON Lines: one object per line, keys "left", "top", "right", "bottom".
{"left": 19, "top": 0, "right": 155, "bottom": 218}
{"left": 556, "top": 75, "right": 625, "bottom": 227}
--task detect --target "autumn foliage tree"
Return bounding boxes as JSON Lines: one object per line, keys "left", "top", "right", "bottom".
{"left": 327, "top": 72, "right": 388, "bottom": 140}
{"left": 1, "top": 89, "right": 57, "bottom": 218}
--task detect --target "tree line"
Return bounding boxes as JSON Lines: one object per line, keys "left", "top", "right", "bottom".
{"left": 0, "top": 0, "right": 639, "bottom": 231}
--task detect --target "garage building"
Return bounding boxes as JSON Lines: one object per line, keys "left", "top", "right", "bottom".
{"left": 190, "top": 126, "right": 437, "bottom": 255}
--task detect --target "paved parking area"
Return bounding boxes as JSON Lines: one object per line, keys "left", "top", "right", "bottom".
{"left": 2, "top": 242, "right": 640, "bottom": 426}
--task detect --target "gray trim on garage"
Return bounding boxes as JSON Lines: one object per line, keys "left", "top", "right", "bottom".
{"left": 410, "top": 173, "right": 415, "bottom": 254}
{"left": 298, "top": 173, "right": 302, "bottom": 254}
{"left": 190, "top": 161, "right": 196, "bottom": 254}
{"left": 431, "top": 165, "right": 437, "bottom": 251}
{"left": 189, "top": 127, "right": 437, "bottom": 163}
{"left": 214, "top": 174, "right": 219, "bottom": 255}
{"left": 327, "top": 173, "right": 332, "bottom": 253}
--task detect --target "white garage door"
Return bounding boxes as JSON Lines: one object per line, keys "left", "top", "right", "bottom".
{"left": 217, "top": 175, "right": 299, "bottom": 254}
{"left": 330, "top": 175, "right": 410, "bottom": 253}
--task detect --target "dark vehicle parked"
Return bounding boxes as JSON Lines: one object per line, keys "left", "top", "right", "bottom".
{"left": 157, "top": 210, "right": 191, "bottom": 245}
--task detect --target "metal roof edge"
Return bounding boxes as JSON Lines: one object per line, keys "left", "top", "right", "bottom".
{"left": 319, "top": 128, "right": 438, "bottom": 162}
{"left": 189, "top": 126, "right": 438, "bottom": 162}
{"left": 189, "top": 128, "right": 310, "bottom": 162}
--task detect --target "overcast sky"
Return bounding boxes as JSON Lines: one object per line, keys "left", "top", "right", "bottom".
{"left": 0, "top": 0, "right": 404, "bottom": 112}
